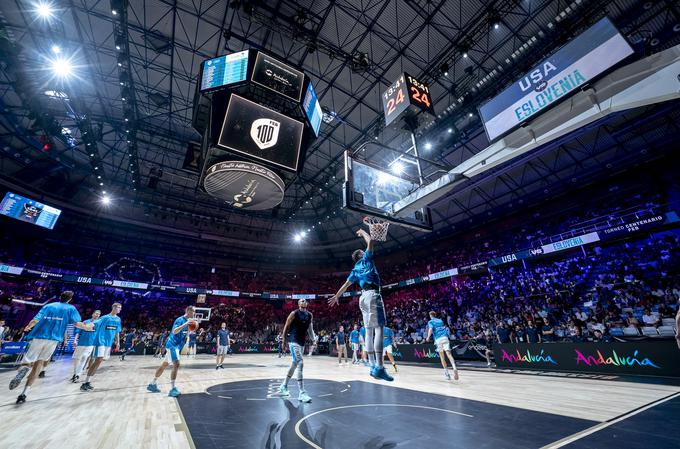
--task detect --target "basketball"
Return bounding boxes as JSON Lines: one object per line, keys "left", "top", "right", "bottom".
{"left": 188, "top": 320, "right": 199, "bottom": 331}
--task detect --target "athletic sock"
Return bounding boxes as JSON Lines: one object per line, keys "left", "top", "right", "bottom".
{"left": 151, "top": 377, "right": 158, "bottom": 385}
{"left": 170, "top": 380, "right": 176, "bottom": 389}
{"left": 85, "top": 376, "right": 91, "bottom": 383}
{"left": 297, "top": 377, "right": 304, "bottom": 391}
{"left": 283, "top": 375, "right": 291, "bottom": 388}
{"left": 367, "top": 351, "right": 376, "bottom": 366}
{"left": 21, "top": 385, "right": 31, "bottom": 396}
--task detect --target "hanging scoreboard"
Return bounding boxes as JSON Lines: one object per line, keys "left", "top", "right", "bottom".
{"left": 382, "top": 73, "right": 435, "bottom": 126}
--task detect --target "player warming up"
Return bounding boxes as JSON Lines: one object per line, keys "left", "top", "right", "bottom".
{"left": 336, "top": 325, "right": 348, "bottom": 365}
{"left": 329, "top": 228, "right": 393, "bottom": 382}
{"left": 278, "top": 299, "right": 315, "bottom": 403}
{"left": 147, "top": 306, "right": 196, "bottom": 397}
{"left": 80, "top": 303, "right": 122, "bottom": 391}
{"left": 349, "top": 324, "right": 360, "bottom": 364}
{"left": 425, "top": 311, "right": 459, "bottom": 381}
{"left": 383, "top": 325, "right": 398, "bottom": 373}
{"left": 71, "top": 309, "right": 101, "bottom": 382}
{"left": 10, "top": 291, "right": 94, "bottom": 404}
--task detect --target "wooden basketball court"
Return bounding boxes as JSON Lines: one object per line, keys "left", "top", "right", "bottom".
{"left": 1, "top": 354, "right": 679, "bottom": 448}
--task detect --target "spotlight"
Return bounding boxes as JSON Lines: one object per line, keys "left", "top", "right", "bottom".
{"left": 392, "top": 161, "right": 405, "bottom": 175}
{"left": 494, "top": 22, "right": 500, "bottom": 29}
{"left": 101, "top": 195, "right": 111, "bottom": 205}
{"left": 36, "top": 2, "right": 54, "bottom": 19}
{"left": 294, "top": 233, "right": 303, "bottom": 242}
{"left": 51, "top": 58, "right": 72, "bottom": 78}
{"left": 51, "top": 45, "right": 61, "bottom": 54}
{"left": 468, "top": 112, "right": 473, "bottom": 117}
{"left": 424, "top": 142, "right": 433, "bottom": 150}
{"left": 447, "top": 128, "right": 453, "bottom": 133}
{"left": 111, "top": 9, "right": 117, "bottom": 15}
{"left": 462, "top": 51, "right": 468, "bottom": 58}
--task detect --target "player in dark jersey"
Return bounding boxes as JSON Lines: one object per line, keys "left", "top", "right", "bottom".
{"left": 278, "top": 299, "right": 315, "bottom": 403}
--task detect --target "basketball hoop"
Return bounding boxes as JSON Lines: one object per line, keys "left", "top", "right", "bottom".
{"left": 363, "top": 216, "right": 390, "bottom": 241}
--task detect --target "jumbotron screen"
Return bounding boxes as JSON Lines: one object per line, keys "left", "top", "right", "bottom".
{"left": 0, "top": 192, "right": 62, "bottom": 230}
{"left": 200, "top": 50, "right": 249, "bottom": 92}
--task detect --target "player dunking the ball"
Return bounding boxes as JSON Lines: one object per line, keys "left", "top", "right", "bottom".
{"left": 278, "top": 299, "right": 315, "bottom": 403}
{"left": 147, "top": 306, "right": 196, "bottom": 397}
{"left": 329, "top": 228, "right": 393, "bottom": 382}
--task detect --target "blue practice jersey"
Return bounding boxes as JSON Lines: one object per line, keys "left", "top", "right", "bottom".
{"left": 428, "top": 318, "right": 450, "bottom": 341}
{"left": 383, "top": 327, "right": 394, "bottom": 346}
{"left": 347, "top": 250, "right": 381, "bottom": 289}
{"left": 189, "top": 332, "right": 197, "bottom": 343}
{"left": 27, "top": 302, "right": 82, "bottom": 342}
{"left": 166, "top": 316, "right": 188, "bottom": 348}
{"left": 75, "top": 319, "right": 98, "bottom": 346}
{"left": 93, "top": 314, "right": 122, "bottom": 346}
{"left": 217, "top": 329, "right": 230, "bottom": 346}
{"left": 349, "top": 330, "right": 360, "bottom": 343}
{"left": 124, "top": 332, "right": 135, "bottom": 346}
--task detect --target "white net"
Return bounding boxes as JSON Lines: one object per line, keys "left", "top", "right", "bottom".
{"left": 363, "top": 216, "right": 390, "bottom": 241}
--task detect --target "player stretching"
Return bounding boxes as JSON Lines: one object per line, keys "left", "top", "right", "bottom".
{"left": 216, "top": 322, "right": 231, "bottom": 369}
{"left": 349, "top": 324, "right": 360, "bottom": 364}
{"left": 329, "top": 229, "right": 393, "bottom": 382}
{"left": 278, "top": 299, "right": 315, "bottom": 403}
{"left": 383, "top": 325, "right": 398, "bottom": 373}
{"left": 10, "top": 291, "right": 93, "bottom": 404}
{"left": 147, "top": 306, "right": 196, "bottom": 397}
{"left": 80, "top": 303, "right": 122, "bottom": 391}
{"left": 425, "top": 311, "right": 459, "bottom": 381}
{"left": 336, "top": 325, "right": 348, "bottom": 365}
{"left": 71, "top": 309, "right": 101, "bottom": 382}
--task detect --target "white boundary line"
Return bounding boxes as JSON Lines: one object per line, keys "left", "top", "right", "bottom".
{"left": 294, "top": 403, "right": 473, "bottom": 449}
{"left": 540, "top": 391, "right": 680, "bottom": 449}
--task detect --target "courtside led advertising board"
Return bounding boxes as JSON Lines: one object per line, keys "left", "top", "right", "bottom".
{"left": 479, "top": 17, "right": 634, "bottom": 141}
{"left": 0, "top": 192, "right": 61, "bottom": 229}
{"left": 200, "top": 50, "right": 249, "bottom": 92}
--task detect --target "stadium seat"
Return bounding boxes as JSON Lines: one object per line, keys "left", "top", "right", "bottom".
{"left": 609, "top": 327, "right": 624, "bottom": 337}
{"left": 661, "top": 318, "right": 676, "bottom": 327}
{"left": 657, "top": 326, "right": 676, "bottom": 337}
{"left": 641, "top": 327, "right": 658, "bottom": 337}
{"left": 622, "top": 327, "right": 640, "bottom": 337}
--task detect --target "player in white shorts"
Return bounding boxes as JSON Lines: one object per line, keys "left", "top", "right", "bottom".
{"left": 382, "top": 325, "right": 398, "bottom": 373}
{"left": 80, "top": 303, "right": 122, "bottom": 392}
{"left": 10, "top": 291, "right": 93, "bottom": 404}
{"left": 71, "top": 309, "right": 101, "bottom": 382}
{"left": 425, "top": 311, "right": 459, "bottom": 380}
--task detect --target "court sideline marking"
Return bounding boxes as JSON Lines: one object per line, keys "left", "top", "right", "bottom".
{"left": 294, "top": 403, "right": 473, "bottom": 449}
{"left": 540, "top": 390, "right": 680, "bottom": 449}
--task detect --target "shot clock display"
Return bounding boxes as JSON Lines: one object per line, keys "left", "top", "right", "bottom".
{"left": 382, "top": 73, "right": 434, "bottom": 126}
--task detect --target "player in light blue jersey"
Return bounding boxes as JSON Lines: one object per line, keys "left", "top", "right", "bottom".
{"left": 80, "top": 303, "right": 122, "bottom": 391}
{"left": 71, "top": 309, "right": 101, "bottom": 383}
{"left": 329, "top": 228, "right": 393, "bottom": 382}
{"left": 425, "top": 311, "right": 459, "bottom": 380}
{"left": 147, "top": 306, "right": 196, "bottom": 397}
{"left": 359, "top": 326, "right": 368, "bottom": 366}
{"left": 382, "top": 326, "right": 398, "bottom": 373}
{"left": 10, "top": 291, "right": 93, "bottom": 404}
{"left": 187, "top": 330, "right": 197, "bottom": 358}
{"left": 349, "top": 324, "right": 360, "bottom": 364}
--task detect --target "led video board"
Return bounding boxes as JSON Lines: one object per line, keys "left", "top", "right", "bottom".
{"left": 0, "top": 192, "right": 61, "bottom": 230}
{"left": 200, "top": 50, "right": 249, "bottom": 92}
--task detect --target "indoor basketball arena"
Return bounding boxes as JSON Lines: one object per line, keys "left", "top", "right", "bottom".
{"left": 1, "top": 1, "right": 680, "bottom": 448}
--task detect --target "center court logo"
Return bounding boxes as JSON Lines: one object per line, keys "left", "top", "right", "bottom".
{"left": 574, "top": 349, "right": 660, "bottom": 369}
{"left": 501, "top": 349, "right": 557, "bottom": 365}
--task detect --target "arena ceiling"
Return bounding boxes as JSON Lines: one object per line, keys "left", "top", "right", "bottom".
{"left": 0, "top": 0, "right": 679, "bottom": 267}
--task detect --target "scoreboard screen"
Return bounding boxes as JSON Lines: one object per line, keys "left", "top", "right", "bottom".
{"left": 404, "top": 73, "right": 434, "bottom": 116}
{"left": 303, "top": 81, "right": 322, "bottom": 136}
{"left": 0, "top": 192, "right": 61, "bottom": 230}
{"left": 479, "top": 17, "right": 633, "bottom": 141}
{"left": 200, "top": 50, "right": 249, "bottom": 92}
